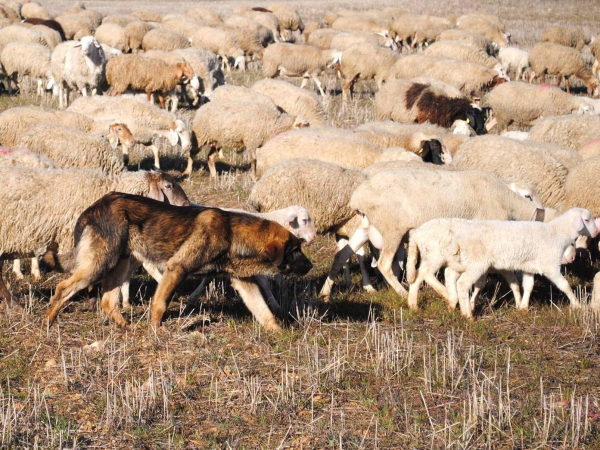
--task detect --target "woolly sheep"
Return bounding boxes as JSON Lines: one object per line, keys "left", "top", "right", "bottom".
{"left": 173, "top": 47, "right": 224, "bottom": 101}
{"left": 141, "top": 28, "right": 189, "bottom": 52}
{"left": 54, "top": 14, "right": 93, "bottom": 40}
{"left": 374, "top": 77, "right": 488, "bottom": 134}
{"left": 0, "top": 42, "right": 52, "bottom": 95}
{"left": 210, "top": 84, "right": 278, "bottom": 109}
{"left": 187, "top": 8, "right": 221, "bottom": 25}
{"left": 528, "top": 42, "right": 599, "bottom": 96}
{"left": 217, "top": 24, "right": 265, "bottom": 62}
{"left": 93, "top": 22, "right": 125, "bottom": 52}
{"left": 21, "top": 19, "right": 64, "bottom": 46}
{"left": 0, "top": 167, "right": 190, "bottom": 306}
{"left": 161, "top": 17, "right": 203, "bottom": 40}
{"left": 124, "top": 20, "right": 153, "bottom": 53}
{"left": 337, "top": 43, "right": 398, "bottom": 100}
{"left": 438, "top": 29, "right": 497, "bottom": 55}
{"left": 50, "top": 36, "right": 106, "bottom": 108}
{"left": 251, "top": 78, "right": 328, "bottom": 127}
{"left": 0, "top": 3, "right": 20, "bottom": 23}
{"left": 189, "top": 26, "right": 246, "bottom": 71}
{"left": 0, "top": 24, "right": 48, "bottom": 48}
{"left": 424, "top": 40, "right": 501, "bottom": 68}
{"left": 528, "top": 114, "right": 600, "bottom": 151}
{"left": 591, "top": 37, "right": 600, "bottom": 77}
{"left": 388, "top": 55, "right": 508, "bottom": 97}
{"left": 233, "top": 7, "right": 281, "bottom": 42}
{"left": 223, "top": 15, "right": 275, "bottom": 48}
{"left": 262, "top": 43, "right": 341, "bottom": 97}
{"left": 67, "top": 94, "right": 192, "bottom": 170}
{"left": 397, "top": 15, "right": 452, "bottom": 50}
{"left": 452, "top": 135, "right": 569, "bottom": 210}
{"left": 487, "top": 81, "right": 600, "bottom": 130}
{"left": 20, "top": 1, "right": 50, "bottom": 20}
{"left": 319, "top": 167, "right": 543, "bottom": 300}
{"left": 267, "top": 5, "right": 304, "bottom": 34}
{"left": 497, "top": 47, "right": 529, "bottom": 81}
{"left": 564, "top": 155, "right": 600, "bottom": 216}
{"left": 331, "top": 15, "right": 391, "bottom": 39}
{"left": 329, "top": 31, "right": 396, "bottom": 51}
{"left": 456, "top": 14, "right": 509, "bottom": 48}
{"left": 105, "top": 54, "right": 196, "bottom": 110}
{"left": 77, "top": 9, "right": 104, "bottom": 30}
{"left": 408, "top": 209, "right": 599, "bottom": 317}
{"left": 542, "top": 27, "right": 591, "bottom": 51}
{"left": 14, "top": 123, "right": 129, "bottom": 174}
{"left": 130, "top": 10, "right": 162, "bottom": 23}
{"left": 192, "top": 99, "right": 308, "bottom": 178}
{"left": 0, "top": 146, "right": 56, "bottom": 169}
{"left": 306, "top": 28, "right": 340, "bottom": 49}
{"left": 578, "top": 139, "right": 600, "bottom": 159}
{"left": 101, "top": 14, "right": 136, "bottom": 28}
{"left": 249, "top": 158, "right": 375, "bottom": 293}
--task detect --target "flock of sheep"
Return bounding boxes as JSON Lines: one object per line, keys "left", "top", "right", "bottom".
{"left": 1, "top": 1, "right": 600, "bottom": 329}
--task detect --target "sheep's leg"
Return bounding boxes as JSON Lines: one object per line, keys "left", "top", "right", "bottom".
{"left": 157, "top": 93, "right": 166, "bottom": 110}
{"left": 356, "top": 245, "right": 375, "bottom": 293}
{"left": 146, "top": 91, "right": 152, "bottom": 103}
{"left": 230, "top": 277, "right": 281, "bottom": 332}
{"left": 342, "top": 75, "right": 358, "bottom": 101}
{"left": 149, "top": 144, "right": 160, "bottom": 169}
{"left": 37, "top": 79, "right": 43, "bottom": 96}
{"left": 565, "top": 77, "right": 571, "bottom": 94}
{"left": 207, "top": 145, "right": 218, "bottom": 178}
{"left": 543, "top": 270, "right": 580, "bottom": 309}
{"left": 444, "top": 267, "right": 460, "bottom": 310}
{"left": 336, "top": 238, "right": 352, "bottom": 287}
{"left": 150, "top": 265, "right": 187, "bottom": 329}
{"left": 528, "top": 70, "right": 536, "bottom": 84}
{"left": 422, "top": 268, "right": 449, "bottom": 301}
{"left": 31, "top": 257, "right": 41, "bottom": 281}
{"left": 0, "top": 261, "right": 13, "bottom": 307}
{"left": 555, "top": 74, "right": 563, "bottom": 89}
{"left": 81, "top": 86, "right": 87, "bottom": 97}
{"left": 100, "top": 258, "right": 131, "bottom": 328}
{"left": 319, "top": 226, "right": 370, "bottom": 300}
{"left": 12, "top": 259, "right": 24, "bottom": 280}
{"left": 377, "top": 248, "right": 408, "bottom": 297}
{"left": 312, "top": 75, "right": 326, "bottom": 96}
{"left": 593, "top": 60, "right": 599, "bottom": 77}
{"left": 456, "top": 270, "right": 482, "bottom": 320}
{"left": 519, "top": 273, "right": 535, "bottom": 310}
{"left": 498, "top": 270, "right": 522, "bottom": 309}
{"left": 407, "top": 269, "right": 424, "bottom": 309}
{"left": 300, "top": 76, "right": 308, "bottom": 89}
{"left": 591, "top": 271, "right": 600, "bottom": 310}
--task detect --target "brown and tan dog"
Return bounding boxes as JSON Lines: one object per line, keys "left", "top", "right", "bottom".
{"left": 40, "top": 192, "right": 312, "bottom": 331}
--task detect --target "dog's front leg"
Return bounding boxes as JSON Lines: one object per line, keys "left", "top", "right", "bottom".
{"left": 101, "top": 258, "right": 133, "bottom": 328}
{"left": 230, "top": 277, "right": 282, "bottom": 332}
{"left": 150, "top": 265, "right": 187, "bottom": 329}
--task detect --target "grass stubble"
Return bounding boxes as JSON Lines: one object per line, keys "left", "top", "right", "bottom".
{"left": 1, "top": 0, "right": 600, "bottom": 448}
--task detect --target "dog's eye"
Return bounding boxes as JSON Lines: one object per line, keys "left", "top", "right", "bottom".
{"left": 164, "top": 184, "right": 173, "bottom": 190}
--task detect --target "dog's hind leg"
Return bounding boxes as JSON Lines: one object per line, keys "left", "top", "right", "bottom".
{"left": 121, "top": 258, "right": 141, "bottom": 309}
{"left": 101, "top": 258, "right": 132, "bottom": 327}
{"left": 150, "top": 265, "right": 187, "bottom": 329}
{"left": 231, "top": 277, "right": 282, "bottom": 332}
{"left": 45, "top": 268, "right": 98, "bottom": 326}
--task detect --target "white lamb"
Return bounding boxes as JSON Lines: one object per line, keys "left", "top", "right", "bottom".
{"left": 407, "top": 208, "right": 599, "bottom": 319}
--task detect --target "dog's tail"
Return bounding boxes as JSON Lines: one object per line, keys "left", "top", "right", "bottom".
{"left": 405, "top": 230, "right": 419, "bottom": 284}
{"left": 38, "top": 248, "right": 78, "bottom": 275}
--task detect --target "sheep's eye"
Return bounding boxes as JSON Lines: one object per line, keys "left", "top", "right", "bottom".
{"left": 525, "top": 195, "right": 532, "bottom": 201}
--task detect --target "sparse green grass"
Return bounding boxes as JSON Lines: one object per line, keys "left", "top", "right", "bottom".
{"left": 1, "top": 0, "right": 600, "bottom": 448}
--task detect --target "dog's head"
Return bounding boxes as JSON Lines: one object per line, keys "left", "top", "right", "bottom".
{"left": 265, "top": 234, "right": 313, "bottom": 276}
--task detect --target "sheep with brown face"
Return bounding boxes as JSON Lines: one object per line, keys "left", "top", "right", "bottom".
{"left": 105, "top": 54, "right": 196, "bottom": 109}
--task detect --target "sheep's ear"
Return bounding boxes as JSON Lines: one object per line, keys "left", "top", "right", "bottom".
{"left": 572, "top": 216, "right": 585, "bottom": 232}
{"left": 147, "top": 177, "right": 165, "bottom": 202}
{"left": 168, "top": 129, "right": 179, "bottom": 146}
{"left": 285, "top": 210, "right": 299, "bottom": 228}
{"left": 264, "top": 240, "right": 285, "bottom": 267}
{"left": 108, "top": 127, "right": 119, "bottom": 150}
{"left": 74, "top": 42, "right": 82, "bottom": 48}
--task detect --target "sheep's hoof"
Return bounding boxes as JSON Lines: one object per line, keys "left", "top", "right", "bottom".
{"left": 570, "top": 301, "right": 582, "bottom": 310}
{"left": 363, "top": 285, "right": 376, "bottom": 293}
{"left": 319, "top": 293, "right": 331, "bottom": 303}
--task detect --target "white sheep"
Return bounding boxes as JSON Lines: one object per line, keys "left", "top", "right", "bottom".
{"left": 223, "top": 15, "right": 275, "bottom": 48}
{"left": 262, "top": 43, "right": 341, "bottom": 96}
{"left": 50, "top": 36, "right": 106, "bottom": 108}
{"left": 487, "top": 81, "right": 600, "bottom": 131}
{"left": 54, "top": 15, "right": 93, "bottom": 40}
{"left": 93, "top": 22, "right": 126, "bottom": 52}
{"left": 438, "top": 29, "right": 498, "bottom": 56}
{"left": 192, "top": 99, "right": 308, "bottom": 178}
{"left": 20, "top": 1, "right": 51, "bottom": 20}
{"left": 337, "top": 42, "right": 399, "bottom": 100}
{"left": 423, "top": 40, "right": 501, "bottom": 68}
{"left": 251, "top": 78, "right": 328, "bottom": 126}
{"left": 578, "top": 139, "right": 600, "bottom": 159}
{"left": 210, "top": 84, "right": 278, "bottom": 110}
{"left": 319, "top": 167, "right": 543, "bottom": 300}
{"left": 456, "top": 14, "right": 509, "bottom": 48}
{"left": 0, "top": 167, "right": 190, "bottom": 307}
{"left": 67, "top": 95, "right": 192, "bottom": 171}
{"left": 497, "top": 47, "right": 529, "bottom": 81}
{"left": 0, "top": 42, "right": 52, "bottom": 95}
{"left": 173, "top": 47, "right": 225, "bottom": 102}
{"left": 0, "top": 24, "right": 49, "bottom": 48}
{"left": 528, "top": 42, "right": 599, "bottom": 96}
{"left": 528, "top": 114, "right": 600, "bottom": 151}
{"left": 407, "top": 208, "right": 599, "bottom": 318}
{"left": 541, "top": 27, "right": 591, "bottom": 51}
{"left": 452, "top": 135, "right": 569, "bottom": 210}
{"left": 189, "top": 26, "right": 246, "bottom": 71}
{"left": 564, "top": 155, "right": 600, "bottom": 217}
{"left": 124, "top": 20, "right": 154, "bottom": 54}
{"left": 388, "top": 55, "right": 508, "bottom": 97}
{"left": 0, "top": 146, "right": 57, "bottom": 169}
{"left": 141, "top": 28, "right": 190, "bottom": 52}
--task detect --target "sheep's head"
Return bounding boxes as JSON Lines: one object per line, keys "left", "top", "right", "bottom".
{"left": 292, "top": 117, "right": 310, "bottom": 129}
{"left": 463, "top": 107, "right": 487, "bottom": 135}
{"left": 108, "top": 121, "right": 136, "bottom": 150}
{"left": 419, "top": 139, "right": 448, "bottom": 165}
{"left": 147, "top": 169, "right": 190, "bottom": 206}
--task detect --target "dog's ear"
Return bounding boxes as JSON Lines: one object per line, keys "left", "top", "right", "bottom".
{"left": 264, "top": 240, "right": 285, "bottom": 267}
{"left": 147, "top": 176, "right": 165, "bottom": 202}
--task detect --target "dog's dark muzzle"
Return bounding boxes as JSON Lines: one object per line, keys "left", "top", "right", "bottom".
{"left": 280, "top": 250, "right": 313, "bottom": 276}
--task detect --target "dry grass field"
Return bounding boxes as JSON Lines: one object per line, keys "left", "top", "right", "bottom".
{"left": 2, "top": 0, "right": 600, "bottom": 448}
